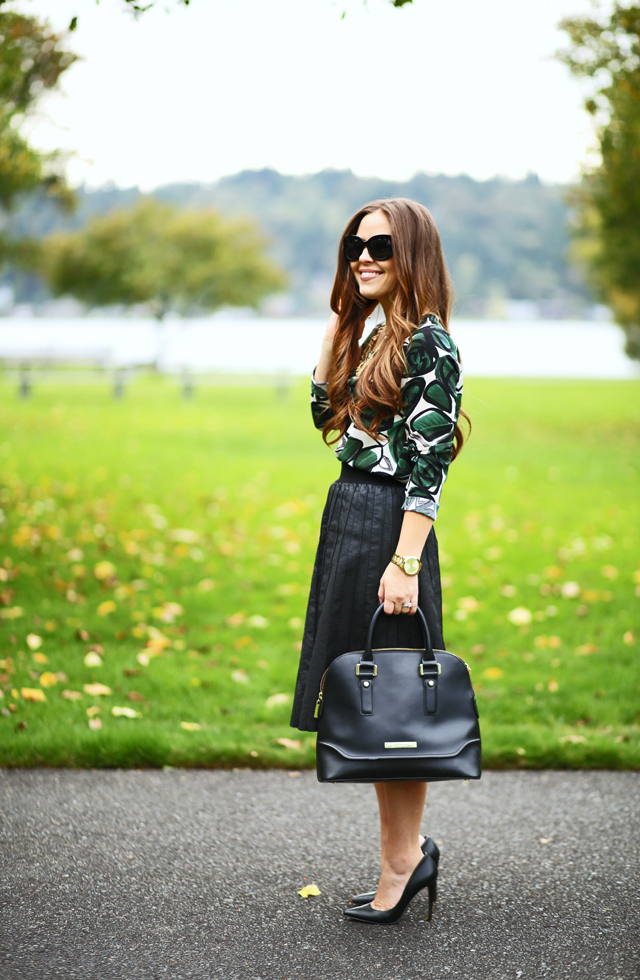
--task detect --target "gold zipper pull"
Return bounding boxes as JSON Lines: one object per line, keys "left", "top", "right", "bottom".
{"left": 314, "top": 692, "right": 323, "bottom": 718}
{"left": 465, "top": 662, "right": 471, "bottom": 672}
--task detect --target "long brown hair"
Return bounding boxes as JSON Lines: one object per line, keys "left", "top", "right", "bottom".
{"left": 324, "top": 198, "right": 469, "bottom": 459}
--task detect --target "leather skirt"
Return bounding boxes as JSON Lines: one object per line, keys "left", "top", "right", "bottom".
{"left": 290, "top": 463, "right": 445, "bottom": 732}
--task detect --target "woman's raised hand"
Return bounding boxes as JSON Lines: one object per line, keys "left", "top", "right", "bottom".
{"left": 323, "top": 311, "right": 339, "bottom": 345}
{"left": 315, "top": 312, "right": 339, "bottom": 384}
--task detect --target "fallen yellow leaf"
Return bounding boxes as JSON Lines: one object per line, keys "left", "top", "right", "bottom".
{"left": 507, "top": 607, "right": 532, "bottom": 626}
{"left": 266, "top": 693, "right": 291, "bottom": 709}
{"left": 94, "top": 560, "right": 117, "bottom": 581}
{"left": 483, "top": 667, "right": 503, "bottom": 680}
{"left": 560, "top": 581, "right": 580, "bottom": 598}
{"left": 97, "top": 600, "right": 116, "bottom": 616}
{"left": 88, "top": 717, "right": 102, "bottom": 730}
{"left": 458, "top": 596, "right": 479, "bottom": 612}
{"left": 276, "top": 737, "right": 301, "bottom": 750}
{"left": 84, "top": 651, "right": 103, "bottom": 667}
{"left": 39, "top": 672, "right": 59, "bottom": 688}
{"left": 247, "top": 615, "right": 269, "bottom": 628}
{"left": 33, "top": 652, "right": 49, "bottom": 664}
{"left": 61, "top": 689, "right": 82, "bottom": 700}
{"left": 231, "top": 669, "right": 249, "bottom": 684}
{"left": 234, "top": 636, "right": 252, "bottom": 650}
{"left": 26, "top": 633, "right": 42, "bottom": 650}
{"left": 225, "top": 612, "right": 245, "bottom": 627}
{"left": 559, "top": 734, "right": 587, "bottom": 743}
{"left": 83, "top": 683, "right": 112, "bottom": 696}
{"left": 1, "top": 606, "right": 23, "bottom": 621}
{"left": 152, "top": 602, "right": 184, "bottom": 623}
{"left": 180, "top": 721, "right": 201, "bottom": 731}
{"left": 576, "top": 644, "right": 599, "bottom": 656}
{"left": 298, "top": 883, "right": 321, "bottom": 898}
{"left": 86, "top": 706, "right": 102, "bottom": 718}
{"left": 111, "top": 706, "right": 141, "bottom": 718}
{"left": 21, "top": 687, "right": 46, "bottom": 702}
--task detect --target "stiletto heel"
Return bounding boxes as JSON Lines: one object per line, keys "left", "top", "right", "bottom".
{"left": 343, "top": 854, "right": 437, "bottom": 925}
{"left": 351, "top": 836, "right": 439, "bottom": 906}
{"left": 425, "top": 880, "right": 436, "bottom": 921}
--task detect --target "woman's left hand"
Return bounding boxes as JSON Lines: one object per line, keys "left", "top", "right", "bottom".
{"left": 378, "top": 562, "right": 419, "bottom": 615}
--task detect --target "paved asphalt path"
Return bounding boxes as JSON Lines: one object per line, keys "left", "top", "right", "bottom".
{"left": 0, "top": 769, "right": 638, "bottom": 980}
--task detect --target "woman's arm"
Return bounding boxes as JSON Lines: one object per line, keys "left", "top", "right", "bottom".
{"left": 378, "top": 511, "right": 433, "bottom": 615}
{"left": 310, "top": 312, "right": 339, "bottom": 430}
{"left": 379, "top": 324, "right": 462, "bottom": 615}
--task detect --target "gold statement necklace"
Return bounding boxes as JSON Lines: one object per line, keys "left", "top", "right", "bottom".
{"left": 355, "top": 323, "right": 385, "bottom": 378}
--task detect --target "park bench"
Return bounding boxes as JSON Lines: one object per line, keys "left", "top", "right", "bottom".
{"left": 0, "top": 351, "right": 141, "bottom": 399}
{"left": 0, "top": 354, "right": 295, "bottom": 400}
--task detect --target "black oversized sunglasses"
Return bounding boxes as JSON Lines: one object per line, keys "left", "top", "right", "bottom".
{"left": 343, "top": 234, "right": 393, "bottom": 262}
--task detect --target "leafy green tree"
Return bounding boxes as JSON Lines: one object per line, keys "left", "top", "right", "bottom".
{"left": 38, "top": 198, "right": 285, "bottom": 323}
{"left": 0, "top": 6, "right": 77, "bottom": 210}
{"left": 559, "top": 3, "right": 640, "bottom": 359}
{"left": 116, "top": 0, "right": 411, "bottom": 11}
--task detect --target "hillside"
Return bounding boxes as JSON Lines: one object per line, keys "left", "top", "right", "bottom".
{"left": 6, "top": 169, "right": 590, "bottom": 316}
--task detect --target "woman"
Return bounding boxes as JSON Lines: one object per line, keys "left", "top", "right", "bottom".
{"left": 290, "top": 198, "right": 467, "bottom": 923}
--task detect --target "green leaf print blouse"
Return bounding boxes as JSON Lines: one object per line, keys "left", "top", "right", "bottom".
{"left": 311, "top": 314, "right": 463, "bottom": 520}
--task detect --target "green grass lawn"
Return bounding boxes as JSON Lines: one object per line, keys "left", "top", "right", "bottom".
{"left": 1, "top": 375, "right": 639, "bottom": 770}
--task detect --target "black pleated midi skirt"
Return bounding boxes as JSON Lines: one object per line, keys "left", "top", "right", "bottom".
{"left": 290, "top": 463, "right": 445, "bottom": 732}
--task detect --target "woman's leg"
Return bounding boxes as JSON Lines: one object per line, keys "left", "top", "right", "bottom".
{"left": 372, "top": 782, "right": 427, "bottom": 910}
{"left": 375, "top": 783, "right": 426, "bottom": 866}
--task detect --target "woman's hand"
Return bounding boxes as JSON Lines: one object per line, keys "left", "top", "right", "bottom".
{"left": 379, "top": 562, "right": 419, "bottom": 615}
{"left": 323, "top": 311, "right": 339, "bottom": 345}
{"left": 314, "top": 312, "right": 339, "bottom": 383}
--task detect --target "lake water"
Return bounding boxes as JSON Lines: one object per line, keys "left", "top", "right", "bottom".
{"left": 0, "top": 315, "right": 638, "bottom": 379}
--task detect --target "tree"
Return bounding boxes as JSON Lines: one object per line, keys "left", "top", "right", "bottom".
{"left": 37, "top": 197, "right": 285, "bottom": 333}
{"left": 0, "top": 6, "right": 77, "bottom": 210}
{"left": 559, "top": 3, "right": 640, "bottom": 360}
{"left": 115, "top": 0, "right": 412, "bottom": 11}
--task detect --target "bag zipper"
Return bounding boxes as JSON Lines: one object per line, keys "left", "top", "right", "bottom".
{"left": 313, "top": 651, "right": 471, "bottom": 718}
{"left": 314, "top": 666, "right": 330, "bottom": 718}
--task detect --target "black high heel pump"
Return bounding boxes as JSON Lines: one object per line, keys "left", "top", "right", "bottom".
{"left": 343, "top": 853, "right": 437, "bottom": 925}
{"left": 350, "top": 836, "right": 439, "bottom": 906}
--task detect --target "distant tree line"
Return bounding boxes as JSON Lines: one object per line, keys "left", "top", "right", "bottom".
{"left": 6, "top": 168, "right": 590, "bottom": 318}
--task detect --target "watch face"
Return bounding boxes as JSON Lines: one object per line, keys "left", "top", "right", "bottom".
{"left": 404, "top": 557, "right": 420, "bottom": 575}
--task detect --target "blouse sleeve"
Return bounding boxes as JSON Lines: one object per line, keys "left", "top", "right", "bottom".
{"left": 310, "top": 371, "right": 332, "bottom": 430}
{"left": 401, "top": 325, "right": 463, "bottom": 520}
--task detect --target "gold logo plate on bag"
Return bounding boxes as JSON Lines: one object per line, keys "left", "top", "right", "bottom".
{"left": 384, "top": 741, "right": 417, "bottom": 749}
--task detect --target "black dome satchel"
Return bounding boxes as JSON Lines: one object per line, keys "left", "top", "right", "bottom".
{"left": 315, "top": 603, "right": 481, "bottom": 783}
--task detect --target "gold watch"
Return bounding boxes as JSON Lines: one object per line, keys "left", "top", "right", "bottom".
{"left": 391, "top": 553, "right": 422, "bottom": 576}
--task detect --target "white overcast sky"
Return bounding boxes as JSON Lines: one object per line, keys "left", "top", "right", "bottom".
{"left": 25, "top": 0, "right": 599, "bottom": 190}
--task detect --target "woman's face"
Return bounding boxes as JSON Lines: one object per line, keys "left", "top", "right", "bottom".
{"left": 349, "top": 209, "right": 397, "bottom": 305}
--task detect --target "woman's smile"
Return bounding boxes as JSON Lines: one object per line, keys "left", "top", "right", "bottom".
{"left": 358, "top": 268, "right": 384, "bottom": 282}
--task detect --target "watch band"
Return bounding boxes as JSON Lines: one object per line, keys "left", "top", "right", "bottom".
{"left": 391, "top": 553, "right": 422, "bottom": 575}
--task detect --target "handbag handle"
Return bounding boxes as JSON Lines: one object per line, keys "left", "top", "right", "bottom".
{"left": 361, "top": 602, "right": 436, "bottom": 667}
